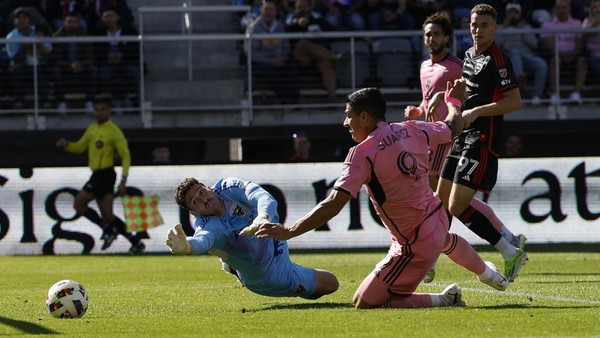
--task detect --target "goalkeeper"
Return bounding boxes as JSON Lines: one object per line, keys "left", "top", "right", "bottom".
{"left": 166, "top": 176, "right": 339, "bottom": 299}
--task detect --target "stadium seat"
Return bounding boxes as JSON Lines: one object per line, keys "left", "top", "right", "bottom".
{"left": 372, "top": 38, "right": 415, "bottom": 86}
{"left": 331, "top": 40, "right": 370, "bottom": 88}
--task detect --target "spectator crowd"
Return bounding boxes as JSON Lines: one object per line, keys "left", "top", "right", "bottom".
{"left": 241, "top": 0, "right": 600, "bottom": 112}
{"left": 1, "top": 0, "right": 599, "bottom": 115}
{"left": 0, "top": 0, "right": 138, "bottom": 114}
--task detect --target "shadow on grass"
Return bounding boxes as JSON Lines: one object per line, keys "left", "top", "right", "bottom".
{"left": 0, "top": 316, "right": 59, "bottom": 335}
{"left": 472, "top": 304, "right": 599, "bottom": 310}
{"left": 259, "top": 302, "right": 352, "bottom": 311}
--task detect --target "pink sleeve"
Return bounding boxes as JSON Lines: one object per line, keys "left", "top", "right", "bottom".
{"left": 334, "top": 147, "right": 370, "bottom": 199}
{"left": 415, "top": 120, "right": 452, "bottom": 147}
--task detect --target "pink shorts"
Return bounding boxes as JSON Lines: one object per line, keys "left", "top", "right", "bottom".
{"left": 429, "top": 142, "right": 451, "bottom": 177}
{"left": 354, "top": 208, "right": 447, "bottom": 306}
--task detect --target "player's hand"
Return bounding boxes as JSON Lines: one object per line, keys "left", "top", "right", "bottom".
{"left": 117, "top": 181, "right": 127, "bottom": 196}
{"left": 239, "top": 213, "right": 270, "bottom": 236}
{"left": 427, "top": 91, "right": 444, "bottom": 121}
{"left": 404, "top": 105, "right": 422, "bottom": 120}
{"left": 55, "top": 138, "right": 68, "bottom": 148}
{"left": 166, "top": 224, "right": 192, "bottom": 255}
{"left": 254, "top": 222, "right": 293, "bottom": 240}
{"left": 447, "top": 78, "right": 466, "bottom": 102}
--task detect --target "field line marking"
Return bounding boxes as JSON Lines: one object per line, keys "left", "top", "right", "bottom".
{"left": 430, "top": 283, "right": 600, "bottom": 305}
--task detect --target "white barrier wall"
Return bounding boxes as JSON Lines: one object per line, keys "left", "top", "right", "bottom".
{"left": 1, "top": 157, "right": 599, "bottom": 255}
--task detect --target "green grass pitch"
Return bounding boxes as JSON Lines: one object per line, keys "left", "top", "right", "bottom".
{"left": 2, "top": 250, "right": 599, "bottom": 337}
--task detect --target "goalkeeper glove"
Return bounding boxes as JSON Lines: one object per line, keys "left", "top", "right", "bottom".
{"left": 166, "top": 224, "right": 192, "bottom": 255}
{"left": 239, "top": 212, "right": 270, "bottom": 236}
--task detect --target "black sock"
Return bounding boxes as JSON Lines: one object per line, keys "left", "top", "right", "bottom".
{"left": 84, "top": 208, "right": 104, "bottom": 227}
{"left": 110, "top": 217, "right": 139, "bottom": 245}
{"left": 458, "top": 206, "right": 501, "bottom": 245}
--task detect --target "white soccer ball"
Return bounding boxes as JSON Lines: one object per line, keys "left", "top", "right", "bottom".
{"left": 45, "top": 280, "right": 89, "bottom": 319}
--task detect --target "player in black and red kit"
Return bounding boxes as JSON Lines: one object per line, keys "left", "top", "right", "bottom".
{"left": 437, "top": 4, "right": 527, "bottom": 283}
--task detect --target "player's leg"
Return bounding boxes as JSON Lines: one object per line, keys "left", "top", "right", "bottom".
{"left": 448, "top": 148, "right": 527, "bottom": 281}
{"left": 312, "top": 269, "right": 339, "bottom": 298}
{"left": 73, "top": 189, "right": 97, "bottom": 222}
{"left": 443, "top": 233, "right": 508, "bottom": 291}
{"left": 470, "top": 198, "right": 527, "bottom": 250}
{"left": 355, "top": 213, "right": 464, "bottom": 308}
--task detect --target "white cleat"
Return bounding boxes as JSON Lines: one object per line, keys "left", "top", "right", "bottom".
{"left": 439, "top": 283, "right": 466, "bottom": 307}
{"left": 478, "top": 261, "right": 509, "bottom": 291}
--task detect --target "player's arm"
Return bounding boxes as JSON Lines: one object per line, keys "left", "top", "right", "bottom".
{"left": 114, "top": 128, "right": 131, "bottom": 195}
{"left": 404, "top": 99, "right": 427, "bottom": 120}
{"left": 57, "top": 127, "right": 92, "bottom": 153}
{"left": 255, "top": 188, "right": 352, "bottom": 240}
{"left": 462, "top": 87, "right": 521, "bottom": 125}
{"left": 443, "top": 79, "right": 466, "bottom": 137}
{"left": 239, "top": 180, "right": 279, "bottom": 236}
{"left": 166, "top": 223, "right": 220, "bottom": 255}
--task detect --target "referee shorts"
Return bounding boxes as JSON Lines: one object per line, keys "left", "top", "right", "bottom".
{"left": 82, "top": 167, "right": 117, "bottom": 198}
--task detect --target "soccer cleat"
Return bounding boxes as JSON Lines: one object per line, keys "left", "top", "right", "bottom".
{"left": 423, "top": 267, "right": 436, "bottom": 283}
{"left": 511, "top": 233, "right": 528, "bottom": 252}
{"left": 100, "top": 226, "right": 119, "bottom": 250}
{"left": 478, "top": 261, "right": 508, "bottom": 291}
{"left": 504, "top": 248, "right": 528, "bottom": 282}
{"left": 220, "top": 259, "right": 245, "bottom": 286}
{"left": 439, "top": 283, "right": 466, "bottom": 307}
{"left": 129, "top": 241, "right": 145, "bottom": 255}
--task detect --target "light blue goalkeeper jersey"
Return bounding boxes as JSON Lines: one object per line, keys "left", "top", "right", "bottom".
{"left": 187, "top": 177, "right": 316, "bottom": 298}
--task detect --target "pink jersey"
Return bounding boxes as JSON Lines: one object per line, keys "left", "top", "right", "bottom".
{"left": 583, "top": 19, "right": 600, "bottom": 57}
{"left": 541, "top": 16, "right": 582, "bottom": 52}
{"left": 334, "top": 120, "right": 452, "bottom": 243}
{"left": 419, "top": 53, "right": 462, "bottom": 174}
{"left": 419, "top": 54, "right": 463, "bottom": 122}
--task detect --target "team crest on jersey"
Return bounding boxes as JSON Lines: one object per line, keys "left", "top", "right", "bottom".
{"left": 232, "top": 205, "right": 245, "bottom": 216}
{"left": 425, "top": 79, "right": 431, "bottom": 89}
{"left": 474, "top": 55, "right": 490, "bottom": 75}
{"left": 498, "top": 68, "right": 507, "bottom": 78}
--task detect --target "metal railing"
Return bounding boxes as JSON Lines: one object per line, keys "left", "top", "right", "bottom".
{"left": 1, "top": 14, "right": 599, "bottom": 130}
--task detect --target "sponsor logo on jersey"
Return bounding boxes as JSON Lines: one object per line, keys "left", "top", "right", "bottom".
{"left": 233, "top": 205, "right": 245, "bottom": 216}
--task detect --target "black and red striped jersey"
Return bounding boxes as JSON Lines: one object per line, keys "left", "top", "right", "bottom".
{"left": 461, "top": 42, "right": 518, "bottom": 153}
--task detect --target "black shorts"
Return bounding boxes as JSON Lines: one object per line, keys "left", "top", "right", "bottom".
{"left": 82, "top": 167, "right": 117, "bottom": 198}
{"left": 440, "top": 130, "right": 498, "bottom": 194}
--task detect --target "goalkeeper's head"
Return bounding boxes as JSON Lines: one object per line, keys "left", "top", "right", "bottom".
{"left": 174, "top": 178, "right": 225, "bottom": 217}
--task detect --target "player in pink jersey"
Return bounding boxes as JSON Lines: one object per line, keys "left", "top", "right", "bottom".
{"left": 405, "top": 12, "right": 463, "bottom": 191}
{"left": 249, "top": 84, "right": 509, "bottom": 309}
{"left": 406, "top": 12, "right": 527, "bottom": 284}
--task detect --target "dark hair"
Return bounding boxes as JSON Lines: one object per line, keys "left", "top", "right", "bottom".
{"left": 471, "top": 4, "right": 497, "bottom": 21}
{"left": 93, "top": 97, "right": 111, "bottom": 108}
{"left": 423, "top": 11, "right": 454, "bottom": 47}
{"left": 101, "top": 5, "right": 120, "bottom": 16}
{"left": 174, "top": 178, "right": 201, "bottom": 210}
{"left": 64, "top": 11, "right": 81, "bottom": 19}
{"left": 345, "top": 87, "right": 387, "bottom": 121}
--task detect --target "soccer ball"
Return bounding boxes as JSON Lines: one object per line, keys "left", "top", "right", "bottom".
{"left": 45, "top": 280, "right": 89, "bottom": 319}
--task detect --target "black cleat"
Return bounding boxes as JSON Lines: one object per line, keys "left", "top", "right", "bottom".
{"left": 101, "top": 227, "right": 119, "bottom": 250}
{"left": 129, "top": 242, "right": 146, "bottom": 255}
